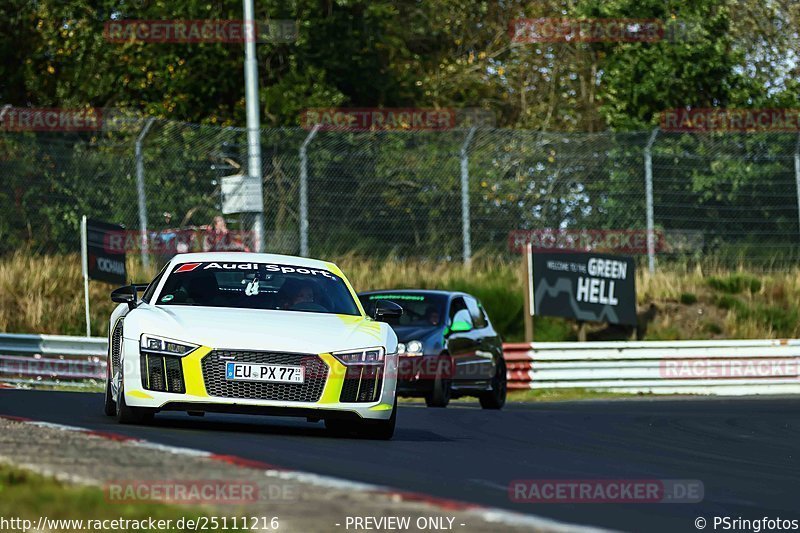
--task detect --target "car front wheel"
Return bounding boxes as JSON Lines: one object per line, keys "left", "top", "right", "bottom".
{"left": 326, "top": 399, "right": 397, "bottom": 440}
{"left": 103, "top": 379, "right": 116, "bottom": 416}
{"left": 479, "top": 359, "right": 507, "bottom": 410}
{"left": 116, "top": 384, "right": 155, "bottom": 424}
{"left": 425, "top": 355, "right": 452, "bottom": 408}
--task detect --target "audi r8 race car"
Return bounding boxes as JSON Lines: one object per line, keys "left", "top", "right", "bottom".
{"left": 104, "top": 252, "right": 403, "bottom": 439}
{"left": 358, "top": 290, "right": 506, "bottom": 409}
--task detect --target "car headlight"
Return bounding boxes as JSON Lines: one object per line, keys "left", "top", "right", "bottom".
{"left": 140, "top": 334, "right": 198, "bottom": 357}
{"left": 332, "top": 347, "right": 385, "bottom": 366}
{"left": 398, "top": 340, "right": 424, "bottom": 356}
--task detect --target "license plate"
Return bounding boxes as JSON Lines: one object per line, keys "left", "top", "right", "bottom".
{"left": 225, "top": 362, "right": 305, "bottom": 384}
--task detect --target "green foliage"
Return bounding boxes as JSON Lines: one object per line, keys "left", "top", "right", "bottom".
{"left": 737, "top": 303, "right": 800, "bottom": 337}
{"left": 703, "top": 321, "right": 723, "bottom": 335}
{"left": 1, "top": 0, "right": 797, "bottom": 129}
{"left": 713, "top": 293, "right": 747, "bottom": 312}
{"left": 532, "top": 317, "right": 576, "bottom": 342}
{"left": 1, "top": 0, "right": 799, "bottom": 262}
{"left": 505, "top": 388, "right": 637, "bottom": 402}
{"left": 679, "top": 292, "right": 698, "bottom": 305}
{"left": 707, "top": 274, "right": 762, "bottom": 294}
{"left": 646, "top": 325, "right": 683, "bottom": 340}
{"left": 0, "top": 464, "right": 244, "bottom": 532}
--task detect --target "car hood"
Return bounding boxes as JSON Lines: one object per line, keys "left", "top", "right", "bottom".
{"left": 124, "top": 304, "right": 389, "bottom": 354}
{"left": 392, "top": 325, "right": 441, "bottom": 342}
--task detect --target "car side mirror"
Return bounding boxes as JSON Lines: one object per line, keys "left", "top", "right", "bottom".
{"left": 449, "top": 309, "right": 473, "bottom": 333}
{"left": 373, "top": 300, "right": 403, "bottom": 322}
{"left": 111, "top": 285, "right": 138, "bottom": 310}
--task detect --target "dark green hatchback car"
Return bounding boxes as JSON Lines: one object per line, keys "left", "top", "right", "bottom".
{"left": 358, "top": 289, "right": 506, "bottom": 409}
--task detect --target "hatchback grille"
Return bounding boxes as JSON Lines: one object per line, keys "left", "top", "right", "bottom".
{"left": 339, "top": 365, "right": 383, "bottom": 403}
{"left": 141, "top": 353, "right": 185, "bottom": 393}
{"left": 110, "top": 319, "right": 124, "bottom": 376}
{"left": 201, "top": 350, "right": 327, "bottom": 402}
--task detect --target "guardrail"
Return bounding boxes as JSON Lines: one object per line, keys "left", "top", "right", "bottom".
{"left": 1, "top": 334, "right": 799, "bottom": 395}
{"left": 0, "top": 333, "right": 106, "bottom": 387}
{"left": 504, "top": 339, "right": 800, "bottom": 395}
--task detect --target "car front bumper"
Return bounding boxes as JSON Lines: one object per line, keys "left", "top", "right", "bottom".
{"left": 394, "top": 353, "right": 452, "bottom": 394}
{"left": 118, "top": 338, "right": 397, "bottom": 421}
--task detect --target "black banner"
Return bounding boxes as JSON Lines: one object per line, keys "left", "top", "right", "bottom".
{"left": 531, "top": 251, "right": 637, "bottom": 326}
{"left": 85, "top": 218, "right": 127, "bottom": 285}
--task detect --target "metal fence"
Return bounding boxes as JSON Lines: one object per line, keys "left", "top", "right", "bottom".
{"left": 505, "top": 339, "right": 800, "bottom": 395}
{"left": 0, "top": 333, "right": 106, "bottom": 387}
{"left": 2, "top": 117, "right": 800, "bottom": 269}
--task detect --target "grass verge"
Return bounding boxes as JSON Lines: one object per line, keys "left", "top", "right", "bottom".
{"left": 0, "top": 463, "right": 245, "bottom": 532}
{"left": 399, "top": 388, "right": 644, "bottom": 404}
{"left": 505, "top": 388, "right": 648, "bottom": 402}
{"left": 6, "top": 382, "right": 105, "bottom": 393}
{"left": 9, "top": 382, "right": 641, "bottom": 402}
{"left": 3, "top": 251, "right": 800, "bottom": 341}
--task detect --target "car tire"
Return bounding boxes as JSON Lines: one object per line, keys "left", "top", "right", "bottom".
{"left": 116, "top": 384, "right": 155, "bottom": 425}
{"left": 425, "top": 355, "right": 451, "bottom": 408}
{"left": 363, "top": 399, "right": 397, "bottom": 440}
{"left": 103, "top": 379, "right": 116, "bottom": 416}
{"left": 479, "top": 358, "right": 507, "bottom": 410}
{"left": 326, "top": 399, "right": 397, "bottom": 440}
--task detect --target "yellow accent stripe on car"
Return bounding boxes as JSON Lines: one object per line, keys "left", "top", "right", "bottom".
{"left": 127, "top": 390, "right": 153, "bottom": 400}
{"left": 181, "top": 346, "right": 212, "bottom": 397}
{"left": 333, "top": 314, "right": 383, "bottom": 342}
{"left": 318, "top": 353, "right": 346, "bottom": 404}
{"left": 369, "top": 403, "right": 393, "bottom": 411}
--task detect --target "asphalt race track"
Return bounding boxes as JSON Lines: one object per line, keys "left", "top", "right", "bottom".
{"left": 1, "top": 390, "right": 798, "bottom": 532}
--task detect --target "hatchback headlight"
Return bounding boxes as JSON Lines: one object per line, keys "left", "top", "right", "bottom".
{"left": 140, "top": 334, "right": 198, "bottom": 356}
{"left": 398, "top": 340, "right": 423, "bottom": 356}
{"left": 332, "top": 347, "right": 385, "bottom": 366}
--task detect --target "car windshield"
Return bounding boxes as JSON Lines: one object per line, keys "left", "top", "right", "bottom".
{"left": 359, "top": 293, "right": 447, "bottom": 327}
{"left": 156, "top": 261, "right": 360, "bottom": 316}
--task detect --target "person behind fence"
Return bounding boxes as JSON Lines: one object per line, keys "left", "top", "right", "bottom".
{"left": 202, "top": 216, "right": 229, "bottom": 251}
{"left": 202, "top": 215, "right": 250, "bottom": 252}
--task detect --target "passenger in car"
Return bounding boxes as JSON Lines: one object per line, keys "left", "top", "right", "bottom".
{"left": 278, "top": 279, "right": 316, "bottom": 309}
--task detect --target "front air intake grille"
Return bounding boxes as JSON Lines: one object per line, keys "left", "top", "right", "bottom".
{"left": 201, "top": 350, "right": 328, "bottom": 402}
{"left": 141, "top": 353, "right": 185, "bottom": 393}
{"left": 164, "top": 356, "right": 184, "bottom": 392}
{"left": 339, "top": 365, "right": 383, "bottom": 403}
{"left": 110, "top": 319, "right": 124, "bottom": 375}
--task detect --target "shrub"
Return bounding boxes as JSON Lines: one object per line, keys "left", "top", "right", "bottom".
{"left": 707, "top": 274, "right": 761, "bottom": 294}
{"left": 714, "top": 294, "right": 747, "bottom": 312}
{"left": 679, "top": 292, "right": 698, "bottom": 305}
{"left": 738, "top": 304, "right": 800, "bottom": 337}
{"left": 646, "top": 325, "right": 682, "bottom": 340}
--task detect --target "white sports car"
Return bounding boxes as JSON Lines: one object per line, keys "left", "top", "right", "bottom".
{"left": 104, "top": 252, "right": 402, "bottom": 439}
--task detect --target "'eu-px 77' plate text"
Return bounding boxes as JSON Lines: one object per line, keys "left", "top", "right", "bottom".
{"left": 225, "top": 362, "right": 305, "bottom": 384}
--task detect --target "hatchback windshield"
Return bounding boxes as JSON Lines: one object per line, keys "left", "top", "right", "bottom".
{"left": 156, "top": 261, "right": 360, "bottom": 316}
{"left": 359, "top": 292, "right": 447, "bottom": 327}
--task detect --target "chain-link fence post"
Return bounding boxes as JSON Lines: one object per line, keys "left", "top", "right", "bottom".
{"left": 135, "top": 117, "right": 155, "bottom": 269}
{"left": 795, "top": 134, "right": 800, "bottom": 241}
{"left": 460, "top": 127, "right": 476, "bottom": 264}
{"left": 243, "top": 0, "right": 265, "bottom": 253}
{"left": 299, "top": 125, "right": 320, "bottom": 257}
{"left": 644, "top": 128, "right": 659, "bottom": 274}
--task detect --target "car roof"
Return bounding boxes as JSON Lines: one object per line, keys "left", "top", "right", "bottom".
{"left": 358, "top": 289, "right": 466, "bottom": 298}
{"left": 169, "top": 252, "right": 335, "bottom": 271}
